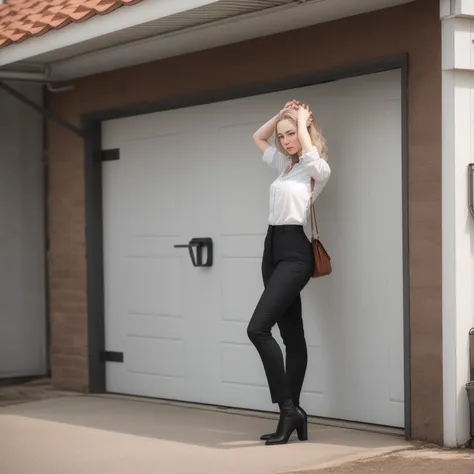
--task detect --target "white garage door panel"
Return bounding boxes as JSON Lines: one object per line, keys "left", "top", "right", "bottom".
{"left": 221, "top": 344, "right": 267, "bottom": 387}
{"left": 217, "top": 123, "right": 272, "bottom": 232}
{"left": 102, "top": 131, "right": 199, "bottom": 398}
{"left": 127, "top": 337, "right": 185, "bottom": 375}
{"left": 300, "top": 90, "right": 404, "bottom": 425}
{"left": 123, "top": 138, "right": 181, "bottom": 234}
{"left": 221, "top": 259, "right": 262, "bottom": 322}
{"left": 103, "top": 69, "right": 405, "bottom": 427}
{"left": 124, "top": 314, "right": 185, "bottom": 344}
{"left": 125, "top": 258, "right": 182, "bottom": 315}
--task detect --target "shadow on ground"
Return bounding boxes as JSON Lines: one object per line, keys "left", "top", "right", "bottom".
{"left": 0, "top": 385, "right": 406, "bottom": 451}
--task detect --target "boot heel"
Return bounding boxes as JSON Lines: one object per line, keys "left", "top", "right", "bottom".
{"left": 296, "top": 421, "right": 308, "bottom": 441}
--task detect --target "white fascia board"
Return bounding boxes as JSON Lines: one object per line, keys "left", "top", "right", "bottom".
{"left": 48, "top": 0, "right": 415, "bottom": 82}
{"left": 0, "top": 0, "right": 219, "bottom": 67}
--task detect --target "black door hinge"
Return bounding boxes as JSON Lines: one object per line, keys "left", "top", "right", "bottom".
{"left": 95, "top": 148, "right": 120, "bottom": 162}
{"left": 102, "top": 351, "right": 124, "bottom": 363}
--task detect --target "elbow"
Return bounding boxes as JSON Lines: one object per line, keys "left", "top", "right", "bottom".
{"left": 253, "top": 133, "right": 269, "bottom": 149}
{"left": 322, "top": 164, "right": 331, "bottom": 183}
{"left": 253, "top": 131, "right": 266, "bottom": 141}
{"left": 312, "top": 163, "right": 331, "bottom": 185}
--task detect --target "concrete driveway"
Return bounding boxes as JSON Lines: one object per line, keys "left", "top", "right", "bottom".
{"left": 0, "top": 392, "right": 410, "bottom": 474}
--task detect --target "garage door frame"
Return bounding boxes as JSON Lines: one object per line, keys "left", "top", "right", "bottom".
{"left": 82, "top": 54, "right": 410, "bottom": 437}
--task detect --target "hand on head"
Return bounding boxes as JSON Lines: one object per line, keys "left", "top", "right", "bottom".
{"left": 282, "top": 99, "right": 300, "bottom": 111}
{"left": 297, "top": 103, "right": 313, "bottom": 127}
{"left": 282, "top": 99, "right": 313, "bottom": 127}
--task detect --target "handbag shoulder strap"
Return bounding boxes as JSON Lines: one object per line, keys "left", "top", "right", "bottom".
{"left": 310, "top": 178, "right": 319, "bottom": 239}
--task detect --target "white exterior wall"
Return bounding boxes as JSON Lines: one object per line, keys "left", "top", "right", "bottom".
{"left": 0, "top": 83, "right": 47, "bottom": 378}
{"left": 441, "top": 0, "right": 474, "bottom": 447}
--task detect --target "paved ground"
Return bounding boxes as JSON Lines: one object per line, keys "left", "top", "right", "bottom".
{"left": 0, "top": 379, "right": 472, "bottom": 474}
{"left": 0, "top": 377, "right": 76, "bottom": 407}
{"left": 306, "top": 449, "right": 474, "bottom": 473}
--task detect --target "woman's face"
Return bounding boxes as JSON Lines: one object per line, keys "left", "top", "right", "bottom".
{"left": 276, "top": 119, "right": 302, "bottom": 156}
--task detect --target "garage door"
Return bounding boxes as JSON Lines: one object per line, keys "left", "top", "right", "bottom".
{"left": 102, "top": 69, "right": 405, "bottom": 428}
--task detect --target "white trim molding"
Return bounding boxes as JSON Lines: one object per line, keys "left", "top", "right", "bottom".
{"left": 441, "top": 0, "right": 474, "bottom": 448}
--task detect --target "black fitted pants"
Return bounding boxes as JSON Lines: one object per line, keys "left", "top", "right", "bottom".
{"left": 247, "top": 225, "right": 314, "bottom": 405}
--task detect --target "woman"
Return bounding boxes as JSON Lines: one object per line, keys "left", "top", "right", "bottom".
{"left": 247, "top": 100, "right": 331, "bottom": 446}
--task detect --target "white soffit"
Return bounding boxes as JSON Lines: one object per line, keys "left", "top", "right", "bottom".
{"left": 0, "top": 0, "right": 416, "bottom": 81}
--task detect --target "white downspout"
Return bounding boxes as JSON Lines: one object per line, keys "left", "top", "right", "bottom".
{"left": 441, "top": 0, "right": 474, "bottom": 448}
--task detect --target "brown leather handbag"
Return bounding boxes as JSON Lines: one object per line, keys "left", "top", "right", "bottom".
{"left": 310, "top": 178, "right": 332, "bottom": 278}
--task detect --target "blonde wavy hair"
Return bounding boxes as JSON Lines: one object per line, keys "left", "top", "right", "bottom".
{"left": 274, "top": 108, "right": 328, "bottom": 164}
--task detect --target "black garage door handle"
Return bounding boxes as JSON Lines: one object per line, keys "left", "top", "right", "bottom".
{"left": 174, "top": 238, "right": 213, "bottom": 267}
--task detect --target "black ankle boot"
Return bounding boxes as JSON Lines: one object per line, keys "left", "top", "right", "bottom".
{"left": 260, "top": 405, "right": 307, "bottom": 441}
{"left": 265, "top": 400, "right": 307, "bottom": 446}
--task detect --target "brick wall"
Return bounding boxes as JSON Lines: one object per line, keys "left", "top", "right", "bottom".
{"left": 47, "top": 128, "right": 88, "bottom": 390}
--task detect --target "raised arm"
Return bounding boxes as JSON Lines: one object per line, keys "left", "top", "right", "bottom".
{"left": 252, "top": 114, "right": 280, "bottom": 153}
{"left": 297, "top": 105, "right": 331, "bottom": 184}
{"left": 253, "top": 100, "right": 300, "bottom": 153}
{"left": 296, "top": 104, "right": 314, "bottom": 153}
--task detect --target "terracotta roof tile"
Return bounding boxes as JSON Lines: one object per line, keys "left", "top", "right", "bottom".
{"left": 0, "top": 0, "right": 145, "bottom": 49}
